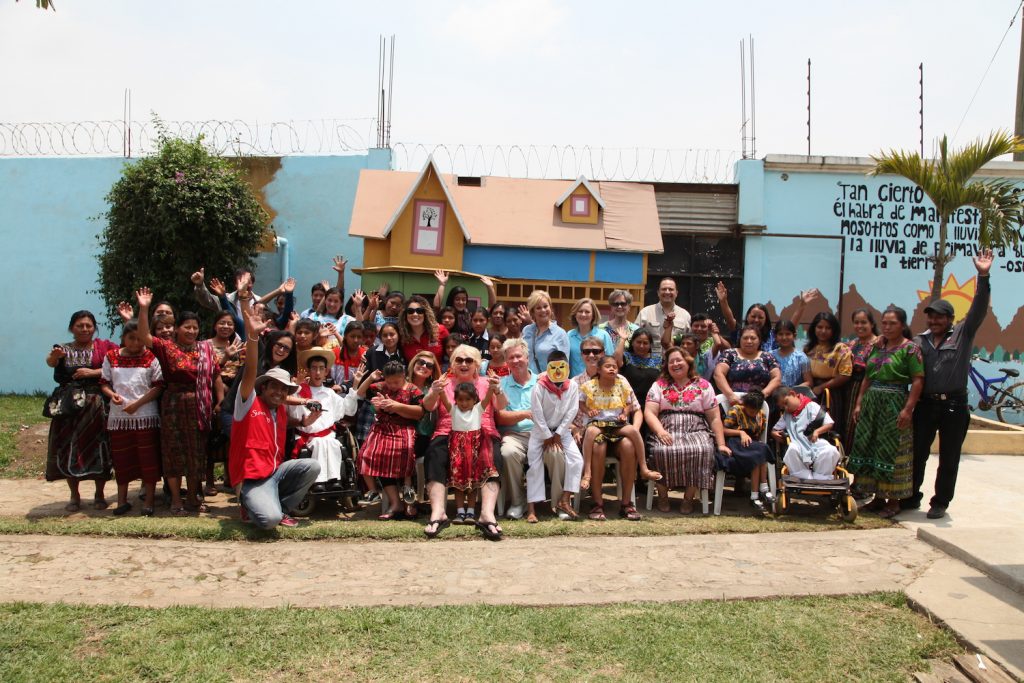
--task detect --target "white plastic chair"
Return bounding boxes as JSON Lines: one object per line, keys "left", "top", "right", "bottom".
{"left": 712, "top": 392, "right": 776, "bottom": 515}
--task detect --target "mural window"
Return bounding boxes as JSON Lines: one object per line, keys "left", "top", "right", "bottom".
{"left": 412, "top": 200, "right": 445, "bottom": 255}
{"left": 570, "top": 194, "right": 591, "bottom": 217}
{"left": 646, "top": 234, "right": 745, "bottom": 326}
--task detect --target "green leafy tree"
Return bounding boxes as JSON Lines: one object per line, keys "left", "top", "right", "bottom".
{"left": 871, "top": 131, "right": 1024, "bottom": 300}
{"left": 96, "top": 125, "right": 268, "bottom": 324}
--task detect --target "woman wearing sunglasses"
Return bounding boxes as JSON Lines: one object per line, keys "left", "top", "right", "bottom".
{"left": 399, "top": 295, "right": 448, "bottom": 365}
{"left": 599, "top": 289, "right": 639, "bottom": 351}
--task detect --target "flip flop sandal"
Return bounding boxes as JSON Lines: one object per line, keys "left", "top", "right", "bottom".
{"left": 619, "top": 504, "right": 642, "bottom": 521}
{"left": 475, "top": 520, "right": 503, "bottom": 541}
{"left": 423, "top": 518, "right": 451, "bottom": 539}
{"left": 588, "top": 505, "right": 606, "bottom": 521}
{"left": 555, "top": 502, "right": 578, "bottom": 520}
{"left": 579, "top": 476, "right": 591, "bottom": 490}
{"left": 526, "top": 513, "right": 539, "bottom": 524}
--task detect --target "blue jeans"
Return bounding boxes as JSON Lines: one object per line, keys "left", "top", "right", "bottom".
{"left": 240, "top": 459, "right": 320, "bottom": 529}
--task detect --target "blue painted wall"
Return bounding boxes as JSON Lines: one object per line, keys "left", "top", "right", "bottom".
{"left": 737, "top": 157, "right": 1024, "bottom": 419}
{"left": 594, "top": 250, "right": 643, "bottom": 283}
{"left": 463, "top": 245, "right": 591, "bottom": 281}
{"left": 0, "top": 150, "right": 390, "bottom": 392}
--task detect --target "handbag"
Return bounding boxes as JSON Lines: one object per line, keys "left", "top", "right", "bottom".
{"left": 43, "top": 383, "right": 88, "bottom": 418}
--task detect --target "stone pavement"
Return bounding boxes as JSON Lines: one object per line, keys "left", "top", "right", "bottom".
{"left": 0, "top": 528, "right": 937, "bottom": 608}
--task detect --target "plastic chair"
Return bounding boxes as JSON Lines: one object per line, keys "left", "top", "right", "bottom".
{"left": 574, "top": 455, "right": 636, "bottom": 512}
{"left": 713, "top": 392, "right": 776, "bottom": 516}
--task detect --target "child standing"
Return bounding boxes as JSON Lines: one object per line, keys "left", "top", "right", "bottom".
{"left": 579, "top": 355, "right": 661, "bottom": 489}
{"left": 99, "top": 321, "right": 164, "bottom": 516}
{"left": 527, "top": 351, "right": 582, "bottom": 522}
{"left": 720, "top": 389, "right": 775, "bottom": 514}
{"left": 772, "top": 387, "right": 840, "bottom": 480}
{"left": 466, "top": 309, "right": 490, "bottom": 355}
{"left": 438, "top": 377, "right": 500, "bottom": 524}
{"left": 772, "top": 321, "right": 811, "bottom": 388}
{"left": 357, "top": 360, "right": 424, "bottom": 519}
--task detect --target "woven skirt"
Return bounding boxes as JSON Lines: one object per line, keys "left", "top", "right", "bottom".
{"left": 646, "top": 411, "right": 715, "bottom": 490}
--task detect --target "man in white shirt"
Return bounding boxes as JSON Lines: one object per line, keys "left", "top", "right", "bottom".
{"left": 289, "top": 348, "right": 358, "bottom": 491}
{"left": 635, "top": 277, "right": 691, "bottom": 360}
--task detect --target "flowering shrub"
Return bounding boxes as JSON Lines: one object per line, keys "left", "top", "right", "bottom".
{"left": 96, "top": 123, "right": 268, "bottom": 324}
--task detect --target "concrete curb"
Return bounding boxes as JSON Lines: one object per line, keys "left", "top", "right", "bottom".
{"left": 916, "top": 527, "right": 1024, "bottom": 596}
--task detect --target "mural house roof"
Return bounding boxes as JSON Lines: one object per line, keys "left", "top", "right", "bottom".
{"left": 348, "top": 160, "right": 663, "bottom": 253}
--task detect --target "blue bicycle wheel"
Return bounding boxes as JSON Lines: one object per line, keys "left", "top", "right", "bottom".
{"left": 995, "top": 381, "right": 1024, "bottom": 425}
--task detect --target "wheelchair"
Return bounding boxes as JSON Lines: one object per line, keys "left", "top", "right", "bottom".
{"left": 774, "top": 387, "right": 857, "bottom": 522}
{"left": 288, "top": 422, "right": 362, "bottom": 517}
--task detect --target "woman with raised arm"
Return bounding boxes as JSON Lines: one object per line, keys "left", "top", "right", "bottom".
{"left": 45, "top": 311, "right": 118, "bottom": 511}
{"left": 432, "top": 270, "right": 497, "bottom": 336}
{"left": 136, "top": 287, "right": 225, "bottom": 515}
{"left": 714, "top": 281, "right": 780, "bottom": 352}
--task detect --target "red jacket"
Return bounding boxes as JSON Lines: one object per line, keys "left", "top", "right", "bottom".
{"left": 229, "top": 394, "right": 288, "bottom": 483}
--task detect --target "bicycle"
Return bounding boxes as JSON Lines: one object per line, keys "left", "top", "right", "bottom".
{"left": 968, "top": 355, "right": 1024, "bottom": 425}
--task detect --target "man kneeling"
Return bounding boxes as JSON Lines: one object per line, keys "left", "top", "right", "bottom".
{"left": 230, "top": 293, "right": 320, "bottom": 529}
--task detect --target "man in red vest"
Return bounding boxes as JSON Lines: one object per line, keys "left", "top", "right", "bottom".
{"left": 230, "top": 291, "right": 320, "bottom": 528}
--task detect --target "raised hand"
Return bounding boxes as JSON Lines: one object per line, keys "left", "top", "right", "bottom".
{"left": 800, "top": 288, "right": 821, "bottom": 304}
{"left": 244, "top": 308, "right": 270, "bottom": 339}
{"left": 235, "top": 272, "right": 252, "bottom": 293}
{"left": 376, "top": 281, "right": 390, "bottom": 297}
{"left": 209, "top": 278, "right": 227, "bottom": 297}
{"left": 237, "top": 287, "right": 252, "bottom": 302}
{"left": 135, "top": 287, "right": 153, "bottom": 308}
{"left": 487, "top": 374, "right": 501, "bottom": 388}
{"left": 434, "top": 269, "right": 448, "bottom": 285}
{"left": 352, "top": 288, "right": 366, "bottom": 304}
{"left": 319, "top": 279, "right": 330, "bottom": 291}
{"left": 479, "top": 275, "right": 494, "bottom": 288}
{"left": 190, "top": 267, "right": 205, "bottom": 285}
{"left": 116, "top": 301, "right": 134, "bottom": 323}
{"left": 282, "top": 277, "right": 296, "bottom": 294}
{"left": 226, "top": 339, "right": 244, "bottom": 359}
{"left": 715, "top": 281, "right": 728, "bottom": 302}
{"left": 430, "top": 377, "right": 449, "bottom": 394}
{"left": 974, "top": 247, "right": 994, "bottom": 275}
{"left": 332, "top": 255, "right": 348, "bottom": 274}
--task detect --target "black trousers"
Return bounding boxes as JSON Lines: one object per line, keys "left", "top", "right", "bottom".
{"left": 910, "top": 396, "right": 970, "bottom": 508}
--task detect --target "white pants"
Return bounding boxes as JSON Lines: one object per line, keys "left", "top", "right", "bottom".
{"left": 783, "top": 442, "right": 840, "bottom": 480}
{"left": 304, "top": 435, "right": 342, "bottom": 483}
{"left": 501, "top": 432, "right": 564, "bottom": 508}
{"left": 526, "top": 432, "right": 582, "bottom": 504}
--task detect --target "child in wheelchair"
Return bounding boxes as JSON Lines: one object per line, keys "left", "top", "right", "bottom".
{"left": 772, "top": 386, "right": 840, "bottom": 481}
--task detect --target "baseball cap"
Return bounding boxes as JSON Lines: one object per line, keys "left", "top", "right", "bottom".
{"left": 923, "top": 299, "right": 954, "bottom": 317}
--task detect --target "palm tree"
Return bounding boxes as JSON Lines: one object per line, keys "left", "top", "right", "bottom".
{"left": 871, "top": 131, "right": 1024, "bottom": 300}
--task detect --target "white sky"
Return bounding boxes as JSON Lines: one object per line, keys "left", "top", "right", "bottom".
{"left": 3, "top": 0, "right": 1023, "bottom": 164}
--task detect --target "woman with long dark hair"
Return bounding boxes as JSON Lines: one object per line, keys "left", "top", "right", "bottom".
{"left": 803, "top": 311, "right": 853, "bottom": 438}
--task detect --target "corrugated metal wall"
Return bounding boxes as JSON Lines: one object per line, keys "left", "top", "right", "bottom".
{"left": 655, "top": 187, "right": 738, "bottom": 235}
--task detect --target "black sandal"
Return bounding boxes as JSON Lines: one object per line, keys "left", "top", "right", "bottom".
{"left": 475, "top": 520, "right": 503, "bottom": 541}
{"left": 112, "top": 503, "right": 132, "bottom": 516}
{"left": 424, "top": 518, "right": 450, "bottom": 539}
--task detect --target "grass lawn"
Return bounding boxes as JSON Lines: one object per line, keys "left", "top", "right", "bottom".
{"left": 0, "top": 503, "right": 893, "bottom": 542}
{"left": 0, "top": 593, "right": 958, "bottom": 683}
{"left": 0, "top": 394, "right": 47, "bottom": 478}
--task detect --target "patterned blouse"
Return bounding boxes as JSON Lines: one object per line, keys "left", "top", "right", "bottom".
{"left": 723, "top": 404, "right": 765, "bottom": 439}
{"left": 772, "top": 348, "right": 810, "bottom": 387}
{"left": 580, "top": 376, "right": 636, "bottom": 421}
{"left": 716, "top": 349, "right": 779, "bottom": 393}
{"left": 864, "top": 339, "right": 924, "bottom": 385}
{"left": 645, "top": 377, "right": 715, "bottom": 413}
{"left": 151, "top": 337, "right": 220, "bottom": 386}
{"left": 365, "top": 381, "right": 423, "bottom": 428}
{"left": 807, "top": 342, "right": 853, "bottom": 382}
{"left": 848, "top": 338, "right": 877, "bottom": 374}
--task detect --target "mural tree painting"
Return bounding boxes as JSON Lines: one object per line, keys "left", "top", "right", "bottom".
{"left": 871, "top": 131, "right": 1024, "bottom": 300}
{"left": 421, "top": 205, "right": 439, "bottom": 227}
{"left": 96, "top": 123, "right": 268, "bottom": 324}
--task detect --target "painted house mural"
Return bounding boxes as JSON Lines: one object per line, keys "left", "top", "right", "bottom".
{"left": 347, "top": 158, "right": 664, "bottom": 322}
{"left": 736, "top": 154, "right": 1024, "bottom": 415}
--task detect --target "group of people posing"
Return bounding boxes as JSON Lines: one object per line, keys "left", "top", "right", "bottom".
{"left": 45, "top": 249, "right": 994, "bottom": 537}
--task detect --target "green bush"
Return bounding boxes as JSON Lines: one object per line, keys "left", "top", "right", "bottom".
{"left": 96, "top": 123, "right": 268, "bottom": 324}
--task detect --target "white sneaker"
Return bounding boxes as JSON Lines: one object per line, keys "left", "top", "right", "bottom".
{"left": 507, "top": 504, "right": 525, "bottom": 520}
{"left": 557, "top": 511, "right": 571, "bottom": 521}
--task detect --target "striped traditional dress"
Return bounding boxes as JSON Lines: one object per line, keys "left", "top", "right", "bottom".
{"left": 645, "top": 377, "right": 717, "bottom": 489}
{"left": 358, "top": 382, "right": 423, "bottom": 479}
{"left": 100, "top": 348, "right": 164, "bottom": 485}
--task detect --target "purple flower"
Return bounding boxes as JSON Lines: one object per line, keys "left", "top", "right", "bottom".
{"left": 174, "top": 171, "right": 185, "bottom": 184}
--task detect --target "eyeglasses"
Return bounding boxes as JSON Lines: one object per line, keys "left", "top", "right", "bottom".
{"left": 452, "top": 356, "right": 474, "bottom": 365}
{"left": 415, "top": 359, "right": 436, "bottom": 369}
{"left": 581, "top": 348, "right": 603, "bottom": 356}
{"left": 612, "top": 301, "right": 629, "bottom": 307}
{"left": 273, "top": 343, "right": 293, "bottom": 352}
{"left": 405, "top": 307, "right": 425, "bottom": 315}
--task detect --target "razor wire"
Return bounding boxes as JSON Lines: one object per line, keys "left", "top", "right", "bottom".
{"left": 0, "top": 119, "right": 376, "bottom": 157}
{"left": 391, "top": 142, "right": 740, "bottom": 183}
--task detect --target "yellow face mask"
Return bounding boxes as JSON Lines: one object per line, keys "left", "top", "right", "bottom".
{"left": 546, "top": 360, "right": 569, "bottom": 383}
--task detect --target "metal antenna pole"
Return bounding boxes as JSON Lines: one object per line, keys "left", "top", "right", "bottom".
{"left": 1016, "top": 4, "right": 1024, "bottom": 159}
{"left": 806, "top": 59, "right": 812, "bottom": 157}
{"left": 387, "top": 34, "right": 395, "bottom": 148}
{"left": 740, "top": 40, "right": 747, "bottom": 159}
{"left": 750, "top": 35, "right": 756, "bottom": 159}
{"left": 919, "top": 63, "right": 925, "bottom": 158}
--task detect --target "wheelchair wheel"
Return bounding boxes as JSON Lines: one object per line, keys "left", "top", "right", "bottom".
{"left": 290, "top": 494, "right": 316, "bottom": 518}
{"left": 841, "top": 494, "right": 858, "bottom": 522}
{"left": 777, "top": 491, "right": 789, "bottom": 515}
